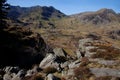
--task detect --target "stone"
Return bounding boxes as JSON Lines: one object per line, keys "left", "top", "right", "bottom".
{"left": 97, "top": 60, "right": 117, "bottom": 66}
{"left": 67, "top": 69, "right": 74, "bottom": 76}
{"left": 11, "top": 70, "right": 26, "bottom": 80}
{"left": 68, "top": 59, "right": 81, "bottom": 69}
{"left": 53, "top": 48, "right": 67, "bottom": 57}
{"left": 60, "top": 61, "right": 69, "bottom": 69}
{"left": 4, "top": 66, "right": 13, "bottom": 73}
{"left": 76, "top": 49, "right": 82, "bottom": 59}
{"left": 3, "top": 73, "right": 12, "bottom": 80}
{"left": 90, "top": 68, "right": 120, "bottom": 77}
{"left": 47, "top": 74, "right": 60, "bottom": 80}
{"left": 39, "top": 54, "right": 56, "bottom": 69}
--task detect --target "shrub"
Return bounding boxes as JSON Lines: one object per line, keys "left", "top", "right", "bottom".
{"left": 74, "top": 66, "right": 93, "bottom": 80}
{"left": 80, "top": 57, "right": 89, "bottom": 67}
{"left": 89, "top": 48, "right": 98, "bottom": 52}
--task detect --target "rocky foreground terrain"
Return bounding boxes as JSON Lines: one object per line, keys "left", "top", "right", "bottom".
{"left": 0, "top": 27, "right": 120, "bottom": 80}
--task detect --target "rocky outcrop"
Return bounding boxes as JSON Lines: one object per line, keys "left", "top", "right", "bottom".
{"left": 0, "top": 26, "right": 47, "bottom": 68}
{"left": 108, "top": 30, "right": 120, "bottom": 40}
{"left": 39, "top": 48, "right": 68, "bottom": 71}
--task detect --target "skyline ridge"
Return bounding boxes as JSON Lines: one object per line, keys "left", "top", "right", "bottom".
{"left": 7, "top": 0, "right": 120, "bottom": 15}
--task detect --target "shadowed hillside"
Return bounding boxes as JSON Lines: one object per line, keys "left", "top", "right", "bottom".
{"left": 0, "top": 24, "right": 48, "bottom": 68}
{"left": 8, "top": 6, "right": 66, "bottom": 28}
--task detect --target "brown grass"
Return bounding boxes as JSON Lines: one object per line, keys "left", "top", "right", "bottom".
{"left": 43, "top": 67, "right": 57, "bottom": 74}
{"left": 89, "top": 48, "right": 98, "bottom": 52}
{"left": 80, "top": 57, "right": 90, "bottom": 67}
{"left": 95, "top": 76, "right": 111, "bottom": 80}
{"left": 74, "top": 66, "right": 93, "bottom": 80}
{"left": 91, "top": 45, "right": 120, "bottom": 60}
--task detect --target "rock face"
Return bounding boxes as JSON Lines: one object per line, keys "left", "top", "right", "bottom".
{"left": 0, "top": 26, "right": 47, "bottom": 68}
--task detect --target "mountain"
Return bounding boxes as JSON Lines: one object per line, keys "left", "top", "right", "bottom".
{"left": 8, "top": 6, "right": 66, "bottom": 28}
{"left": 71, "top": 8, "right": 120, "bottom": 25}
{"left": 8, "top": 6, "right": 120, "bottom": 29}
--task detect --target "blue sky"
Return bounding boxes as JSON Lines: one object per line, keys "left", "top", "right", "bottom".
{"left": 7, "top": 0, "right": 120, "bottom": 15}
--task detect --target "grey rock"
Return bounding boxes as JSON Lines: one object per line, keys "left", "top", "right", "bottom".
{"left": 76, "top": 49, "right": 82, "bottom": 59}
{"left": 68, "top": 59, "right": 81, "bottom": 69}
{"left": 90, "top": 68, "right": 120, "bottom": 77}
{"left": 53, "top": 48, "right": 67, "bottom": 57}
{"left": 79, "top": 38, "right": 92, "bottom": 47}
{"left": 47, "top": 74, "right": 60, "bottom": 80}
{"left": 39, "top": 54, "right": 56, "bottom": 69}
{"left": 89, "top": 59, "right": 118, "bottom": 66}
{"left": 11, "top": 70, "right": 26, "bottom": 80}
{"left": 67, "top": 69, "right": 74, "bottom": 76}
{"left": 97, "top": 60, "right": 117, "bottom": 66}
{"left": 4, "top": 66, "right": 13, "bottom": 73}
{"left": 60, "top": 61, "right": 69, "bottom": 69}
{"left": 3, "top": 73, "right": 12, "bottom": 80}
{"left": 85, "top": 46, "right": 96, "bottom": 57}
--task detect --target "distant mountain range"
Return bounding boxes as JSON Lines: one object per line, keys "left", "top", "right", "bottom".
{"left": 8, "top": 6, "right": 120, "bottom": 28}
{"left": 8, "top": 6, "right": 66, "bottom": 28}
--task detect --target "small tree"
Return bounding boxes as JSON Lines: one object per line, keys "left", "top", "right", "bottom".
{"left": 0, "top": 0, "right": 9, "bottom": 28}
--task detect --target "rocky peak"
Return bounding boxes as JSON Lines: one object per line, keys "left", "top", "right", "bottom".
{"left": 96, "top": 8, "right": 116, "bottom": 15}
{"left": 71, "top": 8, "right": 119, "bottom": 25}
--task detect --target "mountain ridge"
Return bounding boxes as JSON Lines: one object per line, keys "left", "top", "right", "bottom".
{"left": 8, "top": 6, "right": 120, "bottom": 28}
{"left": 8, "top": 5, "right": 66, "bottom": 28}
{"left": 71, "top": 8, "right": 120, "bottom": 25}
